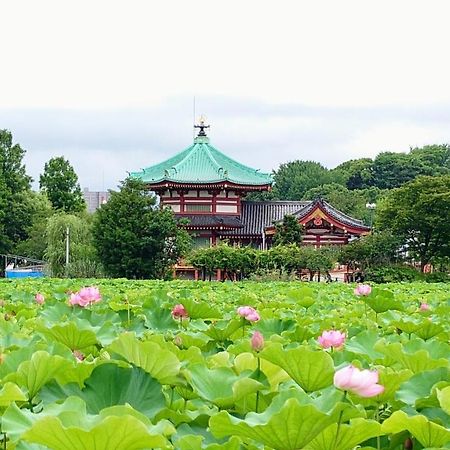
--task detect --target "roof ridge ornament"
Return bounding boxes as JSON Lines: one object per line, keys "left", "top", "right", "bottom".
{"left": 194, "top": 115, "right": 210, "bottom": 137}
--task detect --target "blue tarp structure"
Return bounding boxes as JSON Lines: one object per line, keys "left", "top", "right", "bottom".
{"left": 5, "top": 270, "right": 44, "bottom": 279}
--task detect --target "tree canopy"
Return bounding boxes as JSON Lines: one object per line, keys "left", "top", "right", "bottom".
{"left": 272, "top": 161, "right": 331, "bottom": 200}
{"left": 39, "top": 156, "right": 86, "bottom": 213}
{"left": 0, "top": 130, "right": 33, "bottom": 254}
{"left": 375, "top": 175, "right": 450, "bottom": 269}
{"left": 92, "top": 178, "right": 191, "bottom": 279}
{"left": 272, "top": 214, "right": 303, "bottom": 246}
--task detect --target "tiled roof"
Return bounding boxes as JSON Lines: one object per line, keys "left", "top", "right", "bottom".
{"left": 221, "top": 199, "right": 370, "bottom": 237}
{"left": 292, "top": 199, "right": 370, "bottom": 230}
{"left": 130, "top": 135, "right": 272, "bottom": 187}
{"left": 222, "top": 201, "right": 310, "bottom": 236}
{"left": 176, "top": 215, "right": 244, "bottom": 229}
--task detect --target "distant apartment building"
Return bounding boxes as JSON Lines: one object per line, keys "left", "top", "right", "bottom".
{"left": 83, "top": 188, "right": 111, "bottom": 213}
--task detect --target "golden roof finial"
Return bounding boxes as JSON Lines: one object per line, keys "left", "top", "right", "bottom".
{"left": 194, "top": 115, "right": 210, "bottom": 137}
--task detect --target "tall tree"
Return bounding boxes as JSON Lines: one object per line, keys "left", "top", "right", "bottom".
{"left": 40, "top": 157, "right": 86, "bottom": 213}
{"left": 0, "top": 130, "right": 33, "bottom": 253}
{"left": 371, "top": 152, "right": 436, "bottom": 189}
{"left": 375, "top": 175, "right": 450, "bottom": 270}
{"left": 15, "top": 192, "right": 53, "bottom": 260}
{"left": 92, "top": 178, "right": 191, "bottom": 279}
{"left": 332, "top": 158, "right": 374, "bottom": 190}
{"left": 272, "top": 215, "right": 304, "bottom": 246}
{"left": 45, "top": 213, "right": 99, "bottom": 277}
{"left": 272, "top": 161, "right": 331, "bottom": 200}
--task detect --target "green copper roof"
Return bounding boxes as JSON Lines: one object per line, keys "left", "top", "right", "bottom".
{"left": 130, "top": 135, "right": 273, "bottom": 186}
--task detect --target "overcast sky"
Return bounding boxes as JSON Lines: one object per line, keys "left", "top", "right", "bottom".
{"left": 1, "top": 0, "right": 450, "bottom": 191}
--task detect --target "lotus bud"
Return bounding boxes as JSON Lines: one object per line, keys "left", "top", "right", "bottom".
{"left": 251, "top": 331, "right": 264, "bottom": 352}
{"left": 172, "top": 304, "right": 188, "bottom": 319}
{"left": 35, "top": 293, "right": 45, "bottom": 305}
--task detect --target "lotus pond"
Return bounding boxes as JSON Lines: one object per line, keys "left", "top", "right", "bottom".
{"left": 0, "top": 278, "right": 448, "bottom": 450}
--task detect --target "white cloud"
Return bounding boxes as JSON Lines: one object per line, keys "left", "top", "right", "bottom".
{"left": 2, "top": 0, "right": 450, "bottom": 108}
{"left": 1, "top": 1, "right": 450, "bottom": 190}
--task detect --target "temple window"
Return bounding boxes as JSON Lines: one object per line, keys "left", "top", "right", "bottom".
{"left": 185, "top": 204, "right": 212, "bottom": 212}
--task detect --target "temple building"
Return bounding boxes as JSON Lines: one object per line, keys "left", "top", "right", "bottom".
{"left": 130, "top": 119, "right": 370, "bottom": 250}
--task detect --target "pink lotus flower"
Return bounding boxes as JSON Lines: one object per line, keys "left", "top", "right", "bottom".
{"left": 237, "top": 306, "right": 260, "bottom": 322}
{"left": 251, "top": 331, "right": 264, "bottom": 352}
{"left": 69, "top": 286, "right": 101, "bottom": 307}
{"left": 35, "top": 293, "right": 45, "bottom": 305}
{"left": 419, "top": 302, "right": 430, "bottom": 311}
{"left": 79, "top": 287, "right": 101, "bottom": 304}
{"left": 354, "top": 284, "right": 372, "bottom": 296}
{"left": 318, "top": 330, "right": 346, "bottom": 349}
{"left": 172, "top": 304, "right": 188, "bottom": 319}
{"left": 334, "top": 365, "right": 384, "bottom": 397}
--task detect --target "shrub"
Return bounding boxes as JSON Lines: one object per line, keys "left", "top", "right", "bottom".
{"left": 365, "top": 265, "right": 423, "bottom": 283}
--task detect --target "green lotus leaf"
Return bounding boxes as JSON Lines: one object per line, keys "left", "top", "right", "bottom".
{"left": 205, "top": 319, "right": 242, "bottom": 341}
{"left": 345, "top": 330, "right": 384, "bottom": 361}
{"left": 6, "top": 351, "right": 74, "bottom": 400}
{"left": 175, "top": 434, "right": 242, "bottom": 450}
{"left": 22, "top": 413, "right": 169, "bottom": 449}
{"left": 437, "top": 386, "right": 450, "bottom": 415}
{"left": 376, "top": 368, "right": 412, "bottom": 403}
{"left": 382, "top": 410, "right": 450, "bottom": 448}
{"left": 286, "top": 288, "right": 316, "bottom": 309}
{"left": 414, "top": 319, "right": 445, "bottom": 340}
{"left": 209, "top": 390, "right": 342, "bottom": 449}
{"left": 0, "top": 382, "right": 27, "bottom": 406}
{"left": 73, "top": 315, "right": 120, "bottom": 346}
{"left": 260, "top": 343, "right": 334, "bottom": 392}
{"left": 391, "top": 318, "right": 421, "bottom": 335}
{"left": 363, "top": 288, "right": 404, "bottom": 313}
{"left": 178, "top": 296, "right": 222, "bottom": 320}
{"left": 377, "top": 342, "right": 448, "bottom": 373}
{"left": 108, "top": 332, "right": 180, "bottom": 384}
{"left": 303, "top": 418, "right": 383, "bottom": 450}
{"left": 0, "top": 346, "right": 37, "bottom": 378}
{"left": 255, "top": 318, "right": 296, "bottom": 337}
{"left": 233, "top": 352, "right": 290, "bottom": 391}
{"left": 233, "top": 377, "right": 264, "bottom": 402}
{"left": 142, "top": 306, "right": 178, "bottom": 331}
{"left": 186, "top": 364, "right": 260, "bottom": 408}
{"left": 38, "top": 302, "right": 73, "bottom": 324}
{"left": 396, "top": 367, "right": 450, "bottom": 407}
{"left": 42, "top": 363, "right": 166, "bottom": 417}
{"left": 3, "top": 396, "right": 88, "bottom": 442}
{"left": 175, "top": 331, "right": 212, "bottom": 349}
{"left": 282, "top": 323, "right": 314, "bottom": 343}
{"left": 38, "top": 321, "right": 98, "bottom": 350}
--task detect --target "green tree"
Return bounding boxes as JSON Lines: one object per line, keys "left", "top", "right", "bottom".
{"left": 39, "top": 157, "right": 86, "bottom": 213}
{"left": 0, "top": 130, "right": 33, "bottom": 254}
{"left": 409, "top": 144, "right": 450, "bottom": 174}
{"left": 371, "top": 151, "right": 439, "bottom": 189}
{"left": 375, "top": 175, "right": 450, "bottom": 270}
{"left": 92, "top": 178, "right": 191, "bottom": 279}
{"left": 15, "top": 193, "right": 54, "bottom": 260}
{"left": 272, "top": 161, "right": 331, "bottom": 200}
{"left": 338, "top": 231, "right": 402, "bottom": 270}
{"left": 272, "top": 215, "right": 304, "bottom": 246}
{"left": 45, "top": 213, "right": 100, "bottom": 277}
{"left": 332, "top": 158, "right": 374, "bottom": 190}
